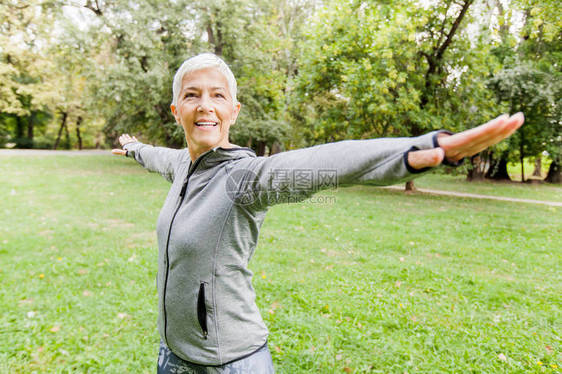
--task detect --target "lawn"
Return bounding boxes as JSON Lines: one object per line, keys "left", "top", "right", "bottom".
{"left": 0, "top": 154, "right": 560, "bottom": 373}
{"left": 413, "top": 173, "right": 562, "bottom": 203}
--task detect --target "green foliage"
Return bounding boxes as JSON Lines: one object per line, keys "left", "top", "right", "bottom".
{"left": 291, "top": 0, "right": 498, "bottom": 146}
{"left": 0, "top": 1, "right": 58, "bottom": 148}
{"left": 486, "top": 0, "right": 562, "bottom": 168}
{"left": 82, "top": 0, "right": 198, "bottom": 148}
{"left": 489, "top": 63, "right": 561, "bottom": 162}
{"left": 0, "top": 0, "right": 559, "bottom": 161}
{"left": 73, "top": 0, "right": 314, "bottom": 152}
{"left": 194, "top": 0, "right": 300, "bottom": 150}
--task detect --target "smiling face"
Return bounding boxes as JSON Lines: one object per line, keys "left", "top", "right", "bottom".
{"left": 170, "top": 67, "right": 241, "bottom": 161}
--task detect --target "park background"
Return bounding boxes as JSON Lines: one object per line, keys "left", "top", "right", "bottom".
{"left": 1, "top": 0, "right": 561, "bottom": 372}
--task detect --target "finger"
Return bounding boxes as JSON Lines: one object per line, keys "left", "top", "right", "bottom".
{"left": 119, "top": 134, "right": 137, "bottom": 146}
{"left": 459, "top": 113, "right": 525, "bottom": 156}
{"left": 506, "top": 112, "right": 525, "bottom": 132}
{"left": 112, "top": 149, "right": 127, "bottom": 156}
{"left": 440, "top": 113, "right": 521, "bottom": 159}
{"left": 119, "top": 134, "right": 132, "bottom": 146}
{"left": 481, "top": 113, "right": 524, "bottom": 143}
{"left": 442, "top": 114, "right": 509, "bottom": 150}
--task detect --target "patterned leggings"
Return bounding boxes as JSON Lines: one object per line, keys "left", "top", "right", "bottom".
{"left": 157, "top": 341, "right": 275, "bottom": 374}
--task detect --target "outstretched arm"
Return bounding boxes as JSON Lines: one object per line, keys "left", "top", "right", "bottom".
{"left": 232, "top": 130, "right": 443, "bottom": 208}
{"left": 232, "top": 113, "right": 524, "bottom": 208}
{"left": 112, "top": 133, "right": 187, "bottom": 183}
{"left": 407, "top": 113, "right": 524, "bottom": 169}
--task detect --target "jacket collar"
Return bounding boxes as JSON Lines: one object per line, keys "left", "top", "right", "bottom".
{"left": 190, "top": 146, "right": 256, "bottom": 172}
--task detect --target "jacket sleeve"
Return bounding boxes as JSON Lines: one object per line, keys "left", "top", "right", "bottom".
{"left": 122, "top": 142, "right": 185, "bottom": 183}
{"left": 236, "top": 131, "right": 446, "bottom": 208}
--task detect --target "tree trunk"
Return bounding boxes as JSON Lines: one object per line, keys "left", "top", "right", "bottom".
{"left": 467, "top": 154, "right": 487, "bottom": 181}
{"left": 15, "top": 116, "right": 25, "bottom": 138}
{"left": 545, "top": 161, "right": 561, "bottom": 184}
{"left": 54, "top": 112, "right": 68, "bottom": 150}
{"left": 27, "top": 112, "right": 34, "bottom": 146}
{"left": 76, "top": 116, "right": 83, "bottom": 150}
{"left": 64, "top": 120, "right": 71, "bottom": 149}
{"left": 532, "top": 157, "right": 542, "bottom": 177}
{"left": 269, "top": 141, "right": 282, "bottom": 156}
{"left": 15, "top": 116, "right": 28, "bottom": 148}
{"left": 485, "top": 156, "right": 511, "bottom": 181}
{"left": 519, "top": 128, "right": 525, "bottom": 182}
{"left": 207, "top": 21, "right": 223, "bottom": 56}
{"left": 405, "top": 180, "right": 416, "bottom": 192}
{"left": 256, "top": 141, "right": 266, "bottom": 156}
{"left": 520, "top": 155, "right": 525, "bottom": 182}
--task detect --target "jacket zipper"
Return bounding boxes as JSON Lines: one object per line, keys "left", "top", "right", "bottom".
{"left": 197, "top": 282, "right": 209, "bottom": 339}
{"left": 162, "top": 153, "right": 209, "bottom": 347}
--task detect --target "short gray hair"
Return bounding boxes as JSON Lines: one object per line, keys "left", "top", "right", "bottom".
{"left": 171, "top": 53, "right": 238, "bottom": 107}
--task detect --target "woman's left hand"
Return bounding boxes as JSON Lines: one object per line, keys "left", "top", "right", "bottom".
{"left": 112, "top": 134, "right": 139, "bottom": 156}
{"left": 408, "top": 112, "right": 524, "bottom": 169}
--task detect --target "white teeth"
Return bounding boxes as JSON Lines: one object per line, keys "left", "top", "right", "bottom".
{"left": 196, "top": 122, "right": 217, "bottom": 126}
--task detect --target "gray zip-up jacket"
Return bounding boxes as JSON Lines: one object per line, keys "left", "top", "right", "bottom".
{"left": 124, "top": 131, "right": 445, "bottom": 365}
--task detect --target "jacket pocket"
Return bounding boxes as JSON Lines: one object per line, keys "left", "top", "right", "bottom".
{"left": 197, "top": 282, "right": 208, "bottom": 339}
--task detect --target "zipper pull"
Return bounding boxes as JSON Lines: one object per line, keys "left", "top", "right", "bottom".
{"left": 179, "top": 181, "right": 188, "bottom": 198}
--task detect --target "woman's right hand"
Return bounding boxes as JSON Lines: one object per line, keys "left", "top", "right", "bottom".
{"left": 112, "top": 134, "right": 138, "bottom": 156}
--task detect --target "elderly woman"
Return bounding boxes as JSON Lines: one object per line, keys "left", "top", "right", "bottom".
{"left": 112, "top": 53, "right": 524, "bottom": 373}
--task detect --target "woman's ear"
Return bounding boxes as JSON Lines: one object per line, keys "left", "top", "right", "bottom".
{"left": 170, "top": 104, "right": 180, "bottom": 125}
{"left": 231, "top": 102, "right": 241, "bottom": 125}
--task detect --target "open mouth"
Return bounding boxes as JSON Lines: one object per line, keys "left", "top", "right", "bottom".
{"left": 195, "top": 121, "right": 218, "bottom": 127}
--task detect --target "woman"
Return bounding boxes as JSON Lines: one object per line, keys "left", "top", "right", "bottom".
{"left": 112, "top": 53, "right": 524, "bottom": 373}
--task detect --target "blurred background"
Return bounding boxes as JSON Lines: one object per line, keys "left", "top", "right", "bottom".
{"left": 1, "top": 0, "right": 560, "bottom": 183}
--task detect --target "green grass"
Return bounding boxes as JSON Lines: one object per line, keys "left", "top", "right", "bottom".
{"left": 414, "top": 174, "right": 562, "bottom": 203}
{"left": 1, "top": 155, "right": 560, "bottom": 373}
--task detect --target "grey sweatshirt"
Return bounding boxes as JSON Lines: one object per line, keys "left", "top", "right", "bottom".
{"left": 124, "top": 131, "right": 444, "bottom": 365}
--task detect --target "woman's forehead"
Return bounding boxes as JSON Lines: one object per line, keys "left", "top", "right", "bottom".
{"left": 181, "top": 67, "right": 229, "bottom": 90}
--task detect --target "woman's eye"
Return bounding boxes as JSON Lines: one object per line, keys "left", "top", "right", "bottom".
{"left": 215, "top": 93, "right": 225, "bottom": 98}
{"left": 184, "top": 93, "right": 196, "bottom": 98}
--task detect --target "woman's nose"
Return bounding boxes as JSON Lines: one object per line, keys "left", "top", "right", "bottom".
{"left": 197, "top": 95, "right": 214, "bottom": 112}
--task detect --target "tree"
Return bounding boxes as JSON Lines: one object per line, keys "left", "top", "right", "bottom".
{"left": 292, "top": 0, "right": 497, "bottom": 189}
{"left": 0, "top": 0, "right": 57, "bottom": 148}
{"left": 76, "top": 0, "right": 196, "bottom": 148}
{"left": 517, "top": 0, "right": 562, "bottom": 183}
{"left": 544, "top": 91, "right": 562, "bottom": 183}
{"left": 75, "top": 0, "right": 306, "bottom": 154}
{"left": 187, "top": 0, "right": 315, "bottom": 155}
{"left": 479, "top": 0, "right": 561, "bottom": 183}
{"left": 39, "top": 20, "right": 96, "bottom": 150}
{"left": 488, "top": 63, "right": 560, "bottom": 182}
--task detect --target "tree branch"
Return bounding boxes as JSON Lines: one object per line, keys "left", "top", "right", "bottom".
{"left": 435, "top": 0, "right": 453, "bottom": 52}
{"left": 435, "top": 0, "right": 473, "bottom": 61}
{"left": 420, "top": 0, "right": 473, "bottom": 111}
{"left": 139, "top": 56, "right": 148, "bottom": 73}
{"left": 84, "top": 0, "right": 103, "bottom": 16}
